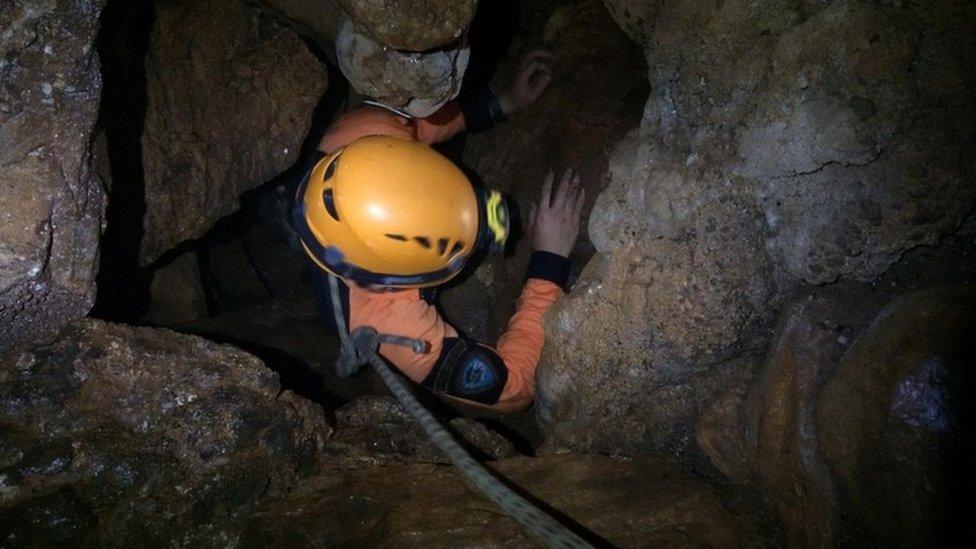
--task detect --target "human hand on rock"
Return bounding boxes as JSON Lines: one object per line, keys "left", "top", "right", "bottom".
{"left": 528, "top": 168, "right": 585, "bottom": 258}
{"left": 499, "top": 49, "right": 555, "bottom": 115}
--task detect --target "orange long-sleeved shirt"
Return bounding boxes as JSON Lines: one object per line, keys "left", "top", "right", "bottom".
{"left": 317, "top": 102, "right": 564, "bottom": 412}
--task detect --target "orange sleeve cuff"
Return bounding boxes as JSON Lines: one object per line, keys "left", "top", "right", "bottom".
{"left": 490, "top": 278, "right": 563, "bottom": 412}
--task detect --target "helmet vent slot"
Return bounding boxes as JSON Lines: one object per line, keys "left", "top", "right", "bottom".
{"left": 413, "top": 236, "right": 431, "bottom": 249}
{"left": 322, "top": 189, "right": 340, "bottom": 221}
{"left": 437, "top": 238, "right": 449, "bottom": 256}
{"left": 385, "top": 234, "right": 408, "bottom": 241}
{"left": 450, "top": 241, "right": 464, "bottom": 256}
{"left": 323, "top": 156, "right": 339, "bottom": 181}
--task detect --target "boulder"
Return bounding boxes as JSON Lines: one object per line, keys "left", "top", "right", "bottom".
{"left": 817, "top": 286, "right": 975, "bottom": 546}
{"left": 0, "top": 0, "right": 106, "bottom": 352}
{"left": 696, "top": 271, "right": 975, "bottom": 546}
{"left": 743, "top": 293, "right": 854, "bottom": 546}
{"left": 337, "top": 0, "right": 478, "bottom": 51}
{"left": 536, "top": 137, "right": 775, "bottom": 456}
{"left": 140, "top": 0, "right": 327, "bottom": 263}
{"left": 335, "top": 14, "right": 469, "bottom": 117}
{"left": 0, "top": 319, "right": 329, "bottom": 545}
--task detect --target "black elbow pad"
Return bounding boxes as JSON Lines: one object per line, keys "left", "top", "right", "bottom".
{"left": 421, "top": 338, "right": 508, "bottom": 405}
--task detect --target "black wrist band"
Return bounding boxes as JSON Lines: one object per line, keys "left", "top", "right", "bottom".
{"left": 460, "top": 87, "right": 507, "bottom": 133}
{"left": 525, "top": 251, "right": 572, "bottom": 287}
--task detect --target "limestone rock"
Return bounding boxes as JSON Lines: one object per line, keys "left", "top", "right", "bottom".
{"left": 626, "top": 0, "right": 976, "bottom": 284}
{"left": 140, "top": 0, "right": 327, "bottom": 263}
{"left": 536, "top": 138, "right": 775, "bottom": 455}
{"left": 324, "top": 395, "right": 518, "bottom": 466}
{"left": 335, "top": 14, "right": 469, "bottom": 117}
{"left": 0, "top": 319, "right": 328, "bottom": 545}
{"left": 242, "top": 454, "right": 780, "bottom": 547}
{"left": 817, "top": 286, "right": 975, "bottom": 547}
{"left": 459, "top": 0, "right": 646, "bottom": 339}
{"left": 0, "top": 0, "right": 106, "bottom": 352}
{"left": 524, "top": 0, "right": 975, "bottom": 457}
{"left": 745, "top": 295, "right": 851, "bottom": 546}
{"left": 337, "top": 0, "right": 477, "bottom": 51}
{"left": 702, "top": 261, "right": 975, "bottom": 547}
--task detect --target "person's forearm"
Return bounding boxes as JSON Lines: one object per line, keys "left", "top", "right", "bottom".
{"left": 491, "top": 251, "right": 571, "bottom": 411}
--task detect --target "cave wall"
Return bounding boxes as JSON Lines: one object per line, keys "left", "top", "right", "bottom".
{"left": 450, "top": 1, "right": 973, "bottom": 543}
{"left": 534, "top": 0, "right": 975, "bottom": 455}
{"left": 457, "top": 0, "right": 648, "bottom": 335}
{"left": 139, "top": 0, "right": 328, "bottom": 264}
{"left": 0, "top": 0, "right": 107, "bottom": 352}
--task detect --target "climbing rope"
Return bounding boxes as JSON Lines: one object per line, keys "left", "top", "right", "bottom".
{"left": 328, "top": 274, "right": 592, "bottom": 548}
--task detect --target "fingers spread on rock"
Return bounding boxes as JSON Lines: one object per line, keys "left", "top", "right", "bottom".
{"left": 574, "top": 187, "right": 586, "bottom": 220}
{"left": 541, "top": 170, "right": 555, "bottom": 207}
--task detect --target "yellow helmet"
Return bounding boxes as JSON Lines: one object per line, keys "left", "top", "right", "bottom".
{"left": 292, "top": 135, "right": 511, "bottom": 288}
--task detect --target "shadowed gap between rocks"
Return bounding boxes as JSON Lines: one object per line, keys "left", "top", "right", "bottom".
{"left": 90, "top": 0, "right": 154, "bottom": 323}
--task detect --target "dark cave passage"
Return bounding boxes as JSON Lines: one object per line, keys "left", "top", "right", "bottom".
{"left": 1, "top": 0, "right": 973, "bottom": 546}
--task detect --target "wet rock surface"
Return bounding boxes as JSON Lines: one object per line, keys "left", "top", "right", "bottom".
{"left": 0, "top": 319, "right": 328, "bottom": 545}
{"left": 528, "top": 0, "right": 976, "bottom": 457}
{"left": 139, "top": 0, "right": 327, "bottom": 263}
{"left": 337, "top": 0, "right": 478, "bottom": 51}
{"left": 243, "top": 453, "right": 780, "bottom": 547}
{"left": 0, "top": 0, "right": 106, "bottom": 352}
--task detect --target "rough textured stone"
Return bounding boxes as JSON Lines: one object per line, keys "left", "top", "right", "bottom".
{"left": 695, "top": 240, "right": 975, "bottom": 547}
{"left": 140, "top": 0, "right": 327, "bottom": 263}
{"left": 0, "top": 0, "right": 106, "bottom": 352}
{"left": 323, "top": 395, "right": 518, "bottom": 467}
{"left": 0, "top": 319, "right": 329, "bottom": 545}
{"left": 242, "top": 454, "right": 780, "bottom": 547}
{"left": 337, "top": 0, "right": 477, "bottom": 51}
{"left": 536, "top": 138, "right": 775, "bottom": 455}
{"left": 817, "top": 286, "right": 975, "bottom": 547}
{"left": 745, "top": 295, "right": 851, "bottom": 547}
{"left": 525, "top": 0, "right": 975, "bottom": 457}
{"left": 458, "top": 0, "right": 646, "bottom": 339}
{"left": 335, "top": 14, "right": 469, "bottom": 117}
